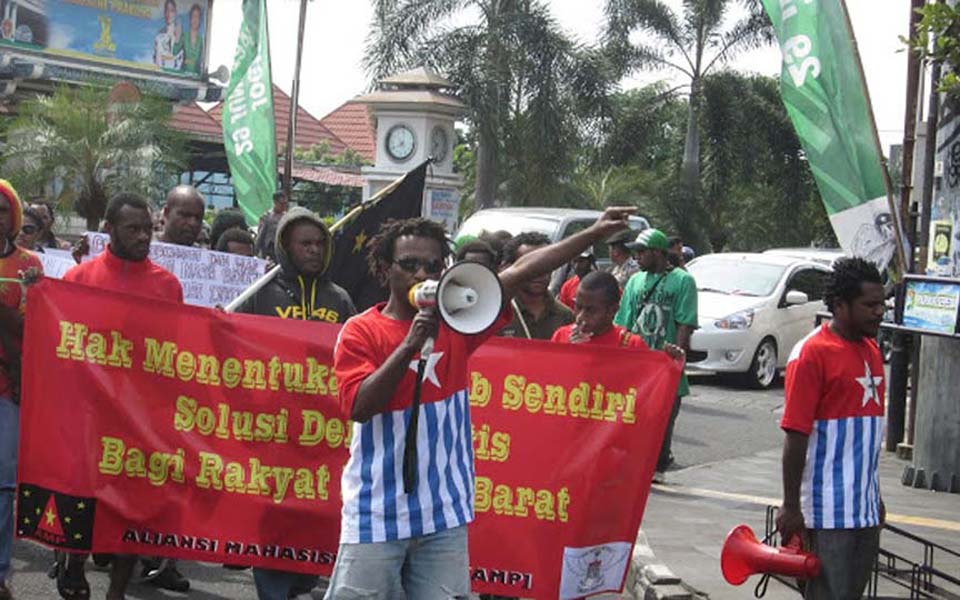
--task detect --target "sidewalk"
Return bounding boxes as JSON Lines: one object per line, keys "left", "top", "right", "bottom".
{"left": 641, "top": 450, "right": 960, "bottom": 599}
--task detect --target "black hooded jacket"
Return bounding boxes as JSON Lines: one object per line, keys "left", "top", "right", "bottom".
{"left": 236, "top": 208, "right": 356, "bottom": 323}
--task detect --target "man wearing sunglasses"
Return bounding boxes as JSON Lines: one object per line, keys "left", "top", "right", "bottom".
{"left": 327, "top": 207, "right": 635, "bottom": 600}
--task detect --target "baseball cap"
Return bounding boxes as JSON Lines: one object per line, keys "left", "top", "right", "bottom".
{"left": 606, "top": 229, "right": 635, "bottom": 245}
{"left": 626, "top": 228, "right": 669, "bottom": 251}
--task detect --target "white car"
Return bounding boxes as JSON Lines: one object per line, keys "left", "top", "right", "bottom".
{"left": 686, "top": 253, "right": 832, "bottom": 388}
{"left": 763, "top": 247, "right": 846, "bottom": 268}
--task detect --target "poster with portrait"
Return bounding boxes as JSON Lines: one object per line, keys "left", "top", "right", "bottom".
{"left": 0, "top": 0, "right": 212, "bottom": 79}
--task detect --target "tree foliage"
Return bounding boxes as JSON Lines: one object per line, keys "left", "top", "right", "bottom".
{"left": 293, "top": 141, "right": 370, "bottom": 166}
{"left": 1, "top": 85, "right": 186, "bottom": 230}
{"left": 603, "top": 0, "right": 774, "bottom": 248}
{"left": 584, "top": 75, "right": 833, "bottom": 253}
{"left": 910, "top": 2, "right": 960, "bottom": 96}
{"left": 365, "top": 0, "right": 615, "bottom": 209}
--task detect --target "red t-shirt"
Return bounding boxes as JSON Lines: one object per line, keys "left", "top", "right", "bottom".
{"left": 333, "top": 303, "right": 511, "bottom": 544}
{"left": 0, "top": 246, "right": 43, "bottom": 396}
{"left": 559, "top": 275, "right": 579, "bottom": 309}
{"left": 780, "top": 324, "right": 885, "bottom": 530}
{"left": 64, "top": 248, "right": 183, "bottom": 303}
{"left": 335, "top": 303, "right": 511, "bottom": 418}
{"left": 551, "top": 323, "right": 648, "bottom": 349}
{"left": 781, "top": 324, "right": 885, "bottom": 435}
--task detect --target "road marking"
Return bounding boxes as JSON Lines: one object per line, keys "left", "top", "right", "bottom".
{"left": 652, "top": 484, "right": 960, "bottom": 532}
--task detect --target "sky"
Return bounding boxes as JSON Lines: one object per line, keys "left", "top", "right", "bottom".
{"left": 206, "top": 0, "right": 915, "bottom": 151}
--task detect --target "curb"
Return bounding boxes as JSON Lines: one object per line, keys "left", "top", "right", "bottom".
{"left": 627, "top": 530, "right": 708, "bottom": 600}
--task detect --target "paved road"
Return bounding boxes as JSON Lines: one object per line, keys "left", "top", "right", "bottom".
{"left": 647, "top": 372, "right": 960, "bottom": 600}
{"left": 671, "top": 373, "right": 786, "bottom": 470}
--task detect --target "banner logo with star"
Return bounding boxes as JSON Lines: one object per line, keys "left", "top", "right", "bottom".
{"left": 17, "top": 484, "right": 96, "bottom": 550}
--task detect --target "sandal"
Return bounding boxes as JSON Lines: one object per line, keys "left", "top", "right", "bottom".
{"left": 56, "top": 558, "right": 90, "bottom": 600}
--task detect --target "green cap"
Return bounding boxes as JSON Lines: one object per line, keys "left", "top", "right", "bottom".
{"left": 626, "top": 228, "right": 669, "bottom": 251}
{"left": 453, "top": 234, "right": 479, "bottom": 251}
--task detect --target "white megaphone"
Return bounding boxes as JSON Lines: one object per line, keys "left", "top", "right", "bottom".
{"left": 402, "top": 261, "right": 503, "bottom": 494}
{"left": 407, "top": 261, "right": 504, "bottom": 335}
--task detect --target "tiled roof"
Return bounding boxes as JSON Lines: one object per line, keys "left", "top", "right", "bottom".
{"left": 278, "top": 163, "right": 363, "bottom": 188}
{"left": 319, "top": 100, "right": 376, "bottom": 162}
{"left": 169, "top": 102, "right": 221, "bottom": 141}
{"left": 209, "top": 84, "right": 348, "bottom": 154}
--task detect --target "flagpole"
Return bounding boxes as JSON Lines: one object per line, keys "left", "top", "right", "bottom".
{"left": 224, "top": 162, "right": 428, "bottom": 312}
{"left": 837, "top": 0, "right": 909, "bottom": 273}
{"left": 283, "top": 0, "right": 309, "bottom": 200}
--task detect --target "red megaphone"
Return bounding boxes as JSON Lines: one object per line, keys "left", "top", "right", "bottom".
{"left": 720, "top": 524, "right": 821, "bottom": 585}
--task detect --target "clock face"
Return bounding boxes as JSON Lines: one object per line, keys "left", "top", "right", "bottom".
{"left": 386, "top": 124, "right": 415, "bottom": 161}
{"left": 430, "top": 125, "right": 449, "bottom": 162}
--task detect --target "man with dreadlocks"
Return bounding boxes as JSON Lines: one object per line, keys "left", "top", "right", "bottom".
{"left": 777, "top": 257, "right": 887, "bottom": 600}
{"left": 327, "top": 208, "right": 635, "bottom": 599}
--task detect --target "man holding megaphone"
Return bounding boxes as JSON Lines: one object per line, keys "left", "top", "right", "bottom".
{"left": 776, "top": 258, "right": 887, "bottom": 600}
{"left": 326, "top": 208, "right": 635, "bottom": 600}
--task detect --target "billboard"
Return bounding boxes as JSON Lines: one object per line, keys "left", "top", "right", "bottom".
{"left": 901, "top": 279, "right": 960, "bottom": 336}
{"left": 0, "top": 0, "right": 212, "bottom": 79}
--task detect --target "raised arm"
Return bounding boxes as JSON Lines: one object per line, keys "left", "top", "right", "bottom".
{"left": 498, "top": 207, "right": 635, "bottom": 298}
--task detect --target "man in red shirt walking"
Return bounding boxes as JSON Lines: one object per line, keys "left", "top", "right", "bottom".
{"left": 558, "top": 249, "right": 596, "bottom": 310}
{"left": 777, "top": 257, "right": 886, "bottom": 599}
{"left": 57, "top": 193, "right": 181, "bottom": 600}
{"left": 0, "top": 180, "right": 43, "bottom": 600}
{"left": 328, "top": 209, "right": 635, "bottom": 599}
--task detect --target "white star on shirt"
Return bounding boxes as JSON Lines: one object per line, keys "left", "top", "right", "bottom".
{"left": 409, "top": 351, "right": 444, "bottom": 388}
{"left": 855, "top": 361, "right": 882, "bottom": 407}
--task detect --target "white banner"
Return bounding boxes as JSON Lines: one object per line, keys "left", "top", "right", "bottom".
{"left": 84, "top": 233, "right": 267, "bottom": 307}
{"left": 36, "top": 249, "right": 78, "bottom": 280}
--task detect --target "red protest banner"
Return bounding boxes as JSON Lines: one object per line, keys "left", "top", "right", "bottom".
{"left": 18, "top": 279, "right": 679, "bottom": 599}
{"left": 466, "top": 339, "right": 678, "bottom": 598}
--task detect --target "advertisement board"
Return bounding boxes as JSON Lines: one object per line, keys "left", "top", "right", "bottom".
{"left": 900, "top": 278, "right": 960, "bottom": 336}
{"left": 0, "top": 0, "right": 212, "bottom": 79}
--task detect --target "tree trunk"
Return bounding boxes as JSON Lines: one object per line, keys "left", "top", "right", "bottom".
{"left": 678, "top": 77, "right": 709, "bottom": 251}
{"left": 475, "top": 125, "right": 498, "bottom": 209}
{"left": 681, "top": 78, "right": 701, "bottom": 192}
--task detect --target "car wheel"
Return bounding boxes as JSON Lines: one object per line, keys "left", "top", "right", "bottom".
{"left": 744, "top": 338, "right": 778, "bottom": 389}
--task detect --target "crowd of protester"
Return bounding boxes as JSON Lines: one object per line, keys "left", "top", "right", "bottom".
{"left": 0, "top": 167, "right": 871, "bottom": 600}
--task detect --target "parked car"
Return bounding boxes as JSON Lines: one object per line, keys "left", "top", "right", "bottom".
{"left": 686, "top": 253, "right": 832, "bottom": 388}
{"left": 763, "top": 247, "right": 846, "bottom": 268}
{"left": 455, "top": 207, "right": 650, "bottom": 290}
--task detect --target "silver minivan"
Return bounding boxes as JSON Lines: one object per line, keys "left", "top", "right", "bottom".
{"left": 455, "top": 207, "right": 650, "bottom": 291}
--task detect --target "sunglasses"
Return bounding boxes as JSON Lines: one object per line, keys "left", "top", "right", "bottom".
{"left": 20, "top": 225, "right": 38, "bottom": 234}
{"left": 394, "top": 257, "right": 443, "bottom": 274}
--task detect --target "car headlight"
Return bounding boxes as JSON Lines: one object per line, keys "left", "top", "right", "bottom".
{"left": 715, "top": 309, "right": 755, "bottom": 330}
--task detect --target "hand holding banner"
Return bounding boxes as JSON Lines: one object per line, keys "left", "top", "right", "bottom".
{"left": 19, "top": 280, "right": 679, "bottom": 598}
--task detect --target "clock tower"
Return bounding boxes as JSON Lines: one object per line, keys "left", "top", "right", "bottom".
{"left": 358, "top": 66, "right": 466, "bottom": 231}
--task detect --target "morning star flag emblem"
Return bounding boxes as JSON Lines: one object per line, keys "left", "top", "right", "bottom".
{"left": 761, "top": 0, "right": 902, "bottom": 275}
{"left": 222, "top": 0, "right": 277, "bottom": 225}
{"left": 327, "top": 160, "right": 429, "bottom": 311}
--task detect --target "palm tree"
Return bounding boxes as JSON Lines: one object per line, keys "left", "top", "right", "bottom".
{"left": 604, "top": 0, "right": 773, "bottom": 247}
{"left": 699, "top": 72, "right": 830, "bottom": 251}
{"left": 2, "top": 85, "right": 186, "bottom": 230}
{"left": 365, "top": 0, "right": 613, "bottom": 210}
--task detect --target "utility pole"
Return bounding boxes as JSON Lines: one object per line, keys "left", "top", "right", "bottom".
{"left": 283, "top": 0, "right": 309, "bottom": 200}
{"left": 886, "top": 0, "right": 926, "bottom": 453}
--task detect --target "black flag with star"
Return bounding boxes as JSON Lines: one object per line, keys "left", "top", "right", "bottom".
{"left": 328, "top": 160, "right": 429, "bottom": 311}
{"left": 17, "top": 483, "right": 96, "bottom": 550}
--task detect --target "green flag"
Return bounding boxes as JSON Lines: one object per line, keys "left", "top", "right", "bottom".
{"left": 222, "top": 0, "right": 277, "bottom": 226}
{"left": 761, "top": 0, "right": 900, "bottom": 274}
